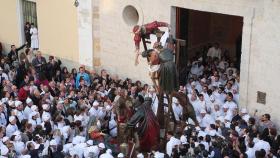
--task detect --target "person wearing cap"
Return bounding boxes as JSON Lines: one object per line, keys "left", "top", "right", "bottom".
{"left": 172, "top": 97, "right": 183, "bottom": 122}
{"left": 83, "top": 145, "right": 100, "bottom": 158}
{"left": 117, "top": 153, "right": 125, "bottom": 158}
{"left": 240, "top": 108, "right": 250, "bottom": 122}
{"left": 6, "top": 116, "right": 18, "bottom": 137}
{"left": 222, "top": 92, "right": 237, "bottom": 113}
{"left": 211, "top": 104, "right": 223, "bottom": 120}
{"left": 14, "top": 100, "right": 26, "bottom": 123}
{"left": 13, "top": 134, "right": 25, "bottom": 155}
{"left": 199, "top": 109, "right": 215, "bottom": 129}
{"left": 42, "top": 104, "right": 51, "bottom": 120}
{"left": 166, "top": 131, "right": 181, "bottom": 157}
{"left": 89, "top": 101, "right": 104, "bottom": 119}
{"left": 211, "top": 75, "right": 222, "bottom": 88}
{"left": 0, "top": 103, "right": 7, "bottom": 126}
{"left": 0, "top": 66, "right": 9, "bottom": 84}
{"left": 222, "top": 103, "right": 233, "bottom": 121}
{"left": 97, "top": 142, "right": 106, "bottom": 156}
{"left": 146, "top": 86, "right": 158, "bottom": 115}
{"left": 99, "top": 149, "right": 114, "bottom": 158}
{"left": 137, "top": 153, "right": 144, "bottom": 158}
{"left": 23, "top": 97, "right": 33, "bottom": 119}
{"left": 28, "top": 111, "right": 41, "bottom": 129}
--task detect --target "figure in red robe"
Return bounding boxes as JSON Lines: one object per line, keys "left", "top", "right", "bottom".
{"left": 126, "top": 97, "right": 160, "bottom": 152}
{"left": 132, "top": 21, "right": 170, "bottom": 65}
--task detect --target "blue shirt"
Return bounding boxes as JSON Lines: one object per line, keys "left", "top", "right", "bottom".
{"left": 76, "top": 72, "right": 91, "bottom": 88}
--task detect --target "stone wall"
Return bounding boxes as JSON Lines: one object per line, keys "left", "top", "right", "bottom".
{"left": 95, "top": 0, "right": 280, "bottom": 128}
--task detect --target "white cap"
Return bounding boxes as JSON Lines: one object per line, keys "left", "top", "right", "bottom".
{"left": 15, "top": 100, "right": 23, "bottom": 107}
{"left": 74, "top": 115, "right": 83, "bottom": 122}
{"left": 191, "top": 81, "right": 196, "bottom": 86}
{"left": 2, "top": 136, "right": 9, "bottom": 143}
{"left": 72, "top": 136, "right": 86, "bottom": 145}
{"left": 50, "top": 139, "right": 57, "bottom": 146}
{"left": 21, "top": 155, "right": 31, "bottom": 158}
{"left": 241, "top": 108, "right": 247, "bottom": 114}
{"left": 198, "top": 131, "right": 207, "bottom": 138}
{"left": 8, "top": 100, "right": 15, "bottom": 107}
{"left": 9, "top": 116, "right": 16, "bottom": 122}
{"left": 180, "top": 135, "right": 188, "bottom": 144}
{"left": 154, "top": 151, "right": 165, "bottom": 158}
{"left": 223, "top": 104, "right": 229, "bottom": 109}
{"left": 201, "top": 78, "right": 206, "bottom": 83}
{"left": 105, "top": 105, "right": 112, "bottom": 111}
{"left": 42, "top": 114, "right": 51, "bottom": 122}
{"left": 209, "top": 130, "right": 217, "bottom": 137}
{"left": 13, "top": 130, "right": 21, "bottom": 136}
{"left": 210, "top": 95, "right": 215, "bottom": 101}
{"left": 106, "top": 149, "right": 112, "bottom": 154}
{"left": 86, "top": 140, "right": 93, "bottom": 146}
{"left": 14, "top": 134, "right": 22, "bottom": 141}
{"left": 117, "top": 153, "right": 125, "bottom": 158}
{"left": 98, "top": 142, "right": 105, "bottom": 149}
{"left": 92, "top": 101, "right": 99, "bottom": 107}
{"left": 200, "top": 109, "right": 206, "bottom": 113}
{"left": 137, "top": 153, "right": 144, "bottom": 158}
{"left": 85, "top": 146, "right": 99, "bottom": 157}
{"left": 26, "top": 98, "right": 32, "bottom": 104}
{"left": 31, "top": 105, "right": 38, "bottom": 111}
{"left": 0, "top": 145, "right": 9, "bottom": 156}
{"left": 172, "top": 97, "right": 178, "bottom": 104}
{"left": 42, "top": 104, "right": 49, "bottom": 110}
{"left": 148, "top": 86, "right": 155, "bottom": 92}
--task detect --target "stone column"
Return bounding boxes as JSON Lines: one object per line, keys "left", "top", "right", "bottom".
{"left": 92, "top": 0, "right": 101, "bottom": 67}
{"left": 77, "top": 0, "right": 94, "bottom": 68}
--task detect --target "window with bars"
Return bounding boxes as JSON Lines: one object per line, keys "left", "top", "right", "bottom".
{"left": 22, "top": 0, "right": 37, "bottom": 27}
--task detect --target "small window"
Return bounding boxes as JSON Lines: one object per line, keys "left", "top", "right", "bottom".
{"left": 122, "top": 5, "right": 139, "bottom": 26}
{"left": 22, "top": 0, "right": 37, "bottom": 27}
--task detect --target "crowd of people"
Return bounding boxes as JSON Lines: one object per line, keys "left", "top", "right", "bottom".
{"left": 0, "top": 39, "right": 279, "bottom": 158}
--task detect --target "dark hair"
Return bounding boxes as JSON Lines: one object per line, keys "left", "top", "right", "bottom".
{"left": 167, "top": 131, "right": 174, "bottom": 136}
{"left": 263, "top": 113, "right": 271, "bottom": 120}
{"left": 227, "top": 92, "right": 233, "bottom": 98}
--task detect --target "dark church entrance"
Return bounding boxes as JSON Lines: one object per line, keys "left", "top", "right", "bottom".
{"left": 175, "top": 7, "right": 243, "bottom": 85}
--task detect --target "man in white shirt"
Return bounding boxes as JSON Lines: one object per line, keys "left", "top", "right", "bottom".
{"left": 14, "top": 100, "right": 26, "bottom": 123}
{"left": 199, "top": 109, "right": 215, "bottom": 129}
{"left": 189, "top": 93, "right": 202, "bottom": 118}
{"left": 222, "top": 104, "right": 233, "bottom": 121}
{"left": 207, "top": 43, "right": 222, "bottom": 59}
{"left": 246, "top": 141, "right": 256, "bottom": 158}
{"left": 223, "top": 92, "right": 237, "bottom": 113}
{"left": 0, "top": 67, "right": 9, "bottom": 83}
{"left": 6, "top": 116, "right": 18, "bottom": 137}
{"left": 89, "top": 101, "right": 105, "bottom": 119}
{"left": 240, "top": 108, "right": 250, "bottom": 123}
{"left": 146, "top": 86, "right": 158, "bottom": 115}
{"left": 172, "top": 97, "right": 183, "bottom": 122}
{"left": 0, "top": 103, "right": 7, "bottom": 126}
{"left": 23, "top": 97, "right": 33, "bottom": 119}
{"left": 166, "top": 131, "right": 181, "bottom": 157}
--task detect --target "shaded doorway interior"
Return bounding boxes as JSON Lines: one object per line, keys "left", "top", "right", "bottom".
{"left": 175, "top": 7, "right": 243, "bottom": 85}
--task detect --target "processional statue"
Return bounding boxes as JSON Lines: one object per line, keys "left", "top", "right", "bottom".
{"left": 122, "top": 21, "right": 198, "bottom": 156}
